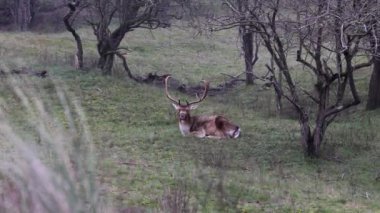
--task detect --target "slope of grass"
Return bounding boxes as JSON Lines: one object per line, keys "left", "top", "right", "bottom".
{"left": 0, "top": 26, "right": 379, "bottom": 212}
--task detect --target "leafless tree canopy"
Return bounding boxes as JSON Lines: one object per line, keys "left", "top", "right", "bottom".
{"left": 205, "top": 0, "right": 377, "bottom": 156}
{"left": 82, "top": 0, "right": 188, "bottom": 74}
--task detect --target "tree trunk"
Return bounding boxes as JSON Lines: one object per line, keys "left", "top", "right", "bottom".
{"left": 241, "top": 26, "right": 254, "bottom": 85}
{"left": 299, "top": 115, "right": 313, "bottom": 156}
{"left": 97, "top": 39, "right": 115, "bottom": 75}
{"left": 14, "top": 0, "right": 32, "bottom": 31}
{"left": 63, "top": 2, "right": 84, "bottom": 70}
{"left": 96, "top": 33, "right": 125, "bottom": 75}
{"left": 275, "top": 60, "right": 282, "bottom": 115}
{"left": 98, "top": 53, "right": 115, "bottom": 75}
{"left": 312, "top": 107, "right": 327, "bottom": 157}
{"left": 312, "top": 124, "right": 325, "bottom": 157}
{"left": 299, "top": 85, "right": 328, "bottom": 157}
{"left": 366, "top": 55, "right": 380, "bottom": 110}
{"left": 267, "top": 56, "right": 282, "bottom": 115}
{"left": 300, "top": 115, "right": 327, "bottom": 157}
{"left": 312, "top": 82, "right": 329, "bottom": 156}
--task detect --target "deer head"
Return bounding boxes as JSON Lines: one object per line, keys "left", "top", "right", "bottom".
{"left": 165, "top": 76, "right": 209, "bottom": 121}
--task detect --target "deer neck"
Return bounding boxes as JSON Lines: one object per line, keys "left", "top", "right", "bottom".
{"left": 178, "top": 115, "right": 194, "bottom": 136}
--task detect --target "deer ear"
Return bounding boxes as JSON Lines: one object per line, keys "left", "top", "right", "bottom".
{"left": 172, "top": 103, "right": 180, "bottom": 110}
{"left": 190, "top": 104, "right": 198, "bottom": 110}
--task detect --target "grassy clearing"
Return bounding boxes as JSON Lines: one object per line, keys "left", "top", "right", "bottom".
{"left": 0, "top": 26, "right": 379, "bottom": 212}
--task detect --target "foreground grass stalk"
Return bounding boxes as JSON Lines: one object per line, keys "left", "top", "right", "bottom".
{"left": 0, "top": 75, "right": 108, "bottom": 213}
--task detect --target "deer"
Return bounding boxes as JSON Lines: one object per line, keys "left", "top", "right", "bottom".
{"left": 164, "top": 76, "right": 241, "bottom": 139}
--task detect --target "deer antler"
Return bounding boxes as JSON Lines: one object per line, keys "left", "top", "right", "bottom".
{"left": 165, "top": 76, "right": 209, "bottom": 106}
{"left": 187, "top": 80, "right": 209, "bottom": 106}
{"left": 164, "top": 76, "right": 179, "bottom": 104}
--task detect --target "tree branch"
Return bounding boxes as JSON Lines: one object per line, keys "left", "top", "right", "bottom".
{"left": 296, "top": 50, "right": 317, "bottom": 73}
{"left": 353, "top": 59, "right": 373, "bottom": 70}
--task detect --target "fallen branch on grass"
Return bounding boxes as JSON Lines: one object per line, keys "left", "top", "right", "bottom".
{"left": 115, "top": 51, "right": 245, "bottom": 96}
{"left": 0, "top": 68, "right": 48, "bottom": 78}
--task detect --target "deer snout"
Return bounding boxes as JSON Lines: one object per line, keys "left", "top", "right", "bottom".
{"left": 179, "top": 112, "right": 187, "bottom": 120}
{"left": 232, "top": 126, "right": 241, "bottom": 138}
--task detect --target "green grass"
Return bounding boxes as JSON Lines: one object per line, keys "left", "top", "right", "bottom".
{"left": 0, "top": 25, "right": 379, "bottom": 212}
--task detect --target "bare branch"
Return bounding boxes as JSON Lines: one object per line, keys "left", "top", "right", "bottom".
{"left": 296, "top": 50, "right": 317, "bottom": 73}
{"left": 300, "top": 87, "right": 320, "bottom": 104}
{"left": 222, "top": 0, "right": 241, "bottom": 15}
{"left": 353, "top": 59, "right": 373, "bottom": 70}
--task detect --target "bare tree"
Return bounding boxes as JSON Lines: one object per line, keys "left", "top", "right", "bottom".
{"left": 293, "top": 0, "right": 373, "bottom": 156}
{"left": 86, "top": 0, "right": 179, "bottom": 75}
{"left": 0, "top": 1, "right": 14, "bottom": 27}
{"left": 238, "top": 1, "right": 260, "bottom": 85}
{"left": 212, "top": 0, "right": 373, "bottom": 157}
{"left": 63, "top": 0, "right": 85, "bottom": 70}
{"left": 11, "top": 0, "right": 35, "bottom": 30}
{"left": 209, "top": 0, "right": 260, "bottom": 85}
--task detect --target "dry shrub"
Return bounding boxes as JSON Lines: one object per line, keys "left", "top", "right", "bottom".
{"left": 0, "top": 74, "right": 110, "bottom": 212}
{"left": 160, "top": 186, "right": 196, "bottom": 213}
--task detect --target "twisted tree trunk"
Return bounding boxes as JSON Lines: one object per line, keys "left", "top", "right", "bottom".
{"left": 63, "top": 2, "right": 84, "bottom": 70}
{"left": 96, "top": 35, "right": 124, "bottom": 75}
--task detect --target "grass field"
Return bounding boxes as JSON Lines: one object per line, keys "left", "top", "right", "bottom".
{"left": 0, "top": 26, "right": 379, "bottom": 212}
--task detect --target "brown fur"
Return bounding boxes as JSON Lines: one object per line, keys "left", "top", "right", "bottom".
{"left": 165, "top": 76, "right": 240, "bottom": 139}
{"left": 174, "top": 106, "right": 240, "bottom": 139}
